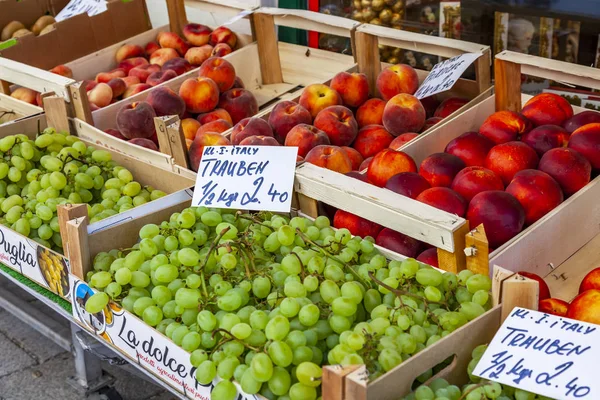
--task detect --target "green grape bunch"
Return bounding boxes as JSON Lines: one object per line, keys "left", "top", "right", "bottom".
{"left": 0, "top": 128, "right": 166, "bottom": 251}
{"left": 85, "top": 207, "right": 494, "bottom": 400}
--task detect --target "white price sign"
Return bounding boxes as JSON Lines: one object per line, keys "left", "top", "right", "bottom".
{"left": 191, "top": 145, "right": 298, "bottom": 212}
{"left": 473, "top": 307, "right": 598, "bottom": 400}
{"left": 414, "top": 52, "right": 482, "bottom": 99}
{"left": 55, "top": 0, "right": 107, "bottom": 22}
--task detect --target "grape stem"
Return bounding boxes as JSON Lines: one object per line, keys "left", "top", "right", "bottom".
{"left": 198, "top": 226, "right": 231, "bottom": 273}
{"left": 211, "top": 328, "right": 262, "bottom": 352}
{"left": 290, "top": 252, "right": 306, "bottom": 279}
{"left": 457, "top": 382, "right": 486, "bottom": 400}
{"left": 235, "top": 212, "right": 273, "bottom": 231}
{"left": 367, "top": 271, "right": 450, "bottom": 308}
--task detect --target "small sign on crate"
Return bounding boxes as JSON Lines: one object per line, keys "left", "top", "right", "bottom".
{"left": 414, "top": 52, "right": 483, "bottom": 99}
{"left": 473, "top": 307, "right": 597, "bottom": 399}
{"left": 192, "top": 145, "right": 298, "bottom": 213}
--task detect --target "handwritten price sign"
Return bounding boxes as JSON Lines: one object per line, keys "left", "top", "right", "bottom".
{"left": 473, "top": 307, "right": 598, "bottom": 399}
{"left": 191, "top": 146, "right": 298, "bottom": 212}
{"left": 414, "top": 52, "right": 482, "bottom": 99}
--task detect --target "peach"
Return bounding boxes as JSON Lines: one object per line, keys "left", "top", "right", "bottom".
{"left": 285, "top": 124, "right": 330, "bottom": 158}
{"left": 196, "top": 119, "right": 232, "bottom": 136}
{"left": 376, "top": 228, "right": 422, "bottom": 257}
{"left": 149, "top": 48, "right": 179, "bottom": 66}
{"left": 145, "top": 41, "right": 160, "bottom": 57}
{"left": 341, "top": 147, "right": 363, "bottom": 170}
{"left": 96, "top": 68, "right": 126, "bottom": 83}
{"left": 385, "top": 172, "right": 430, "bottom": 199}
{"left": 185, "top": 45, "right": 213, "bottom": 66}
{"left": 182, "top": 118, "right": 202, "bottom": 141}
{"left": 567, "top": 290, "right": 600, "bottom": 324}
{"left": 268, "top": 100, "right": 312, "bottom": 143}
{"left": 106, "top": 78, "right": 126, "bottom": 99}
{"left": 506, "top": 169, "right": 563, "bottom": 225}
{"left": 10, "top": 88, "right": 37, "bottom": 105}
{"left": 231, "top": 117, "right": 273, "bottom": 145}
{"left": 518, "top": 271, "right": 551, "bottom": 300}
{"left": 105, "top": 128, "right": 126, "bottom": 140}
{"left": 359, "top": 157, "right": 373, "bottom": 171}
{"left": 129, "top": 138, "right": 158, "bottom": 151}
{"left": 522, "top": 93, "right": 573, "bottom": 127}
{"left": 189, "top": 133, "right": 231, "bottom": 171}
{"left": 382, "top": 93, "right": 426, "bottom": 136}
{"left": 239, "top": 136, "right": 280, "bottom": 146}
{"left": 82, "top": 80, "right": 97, "bottom": 91}
{"left": 299, "top": 84, "right": 342, "bottom": 119}
{"left": 209, "top": 26, "right": 237, "bottom": 48}
{"left": 212, "top": 43, "right": 233, "bottom": 57}
{"left": 479, "top": 111, "right": 532, "bottom": 144}
{"left": 417, "top": 187, "right": 467, "bottom": 216}
{"left": 87, "top": 83, "right": 113, "bottom": 108}
{"left": 198, "top": 57, "right": 236, "bottom": 92}
{"left": 118, "top": 57, "right": 149, "bottom": 74}
{"left": 485, "top": 141, "right": 539, "bottom": 185}
{"left": 178, "top": 76, "right": 220, "bottom": 114}
{"left": 162, "top": 58, "right": 192, "bottom": 76}
{"left": 333, "top": 210, "right": 382, "bottom": 238}
{"left": 376, "top": 64, "right": 419, "bottom": 100}
{"left": 563, "top": 110, "right": 600, "bottom": 133}
{"left": 422, "top": 117, "right": 442, "bottom": 132}
{"left": 123, "top": 83, "right": 151, "bottom": 98}
{"left": 433, "top": 97, "right": 468, "bottom": 118}
{"left": 49, "top": 65, "right": 73, "bottom": 78}
{"left": 157, "top": 32, "right": 189, "bottom": 56}
{"left": 451, "top": 166, "right": 503, "bottom": 202}
{"left": 538, "top": 148, "right": 591, "bottom": 197}
{"left": 35, "top": 93, "right": 43, "bottom": 107}
{"left": 417, "top": 248, "right": 439, "bottom": 268}
{"left": 146, "top": 86, "right": 186, "bottom": 117}
{"left": 445, "top": 131, "right": 494, "bottom": 167}
{"left": 218, "top": 89, "right": 258, "bottom": 124}
{"left": 129, "top": 64, "right": 160, "bottom": 83}
{"left": 122, "top": 76, "right": 142, "bottom": 88}
{"left": 389, "top": 133, "right": 418, "bottom": 149}
{"left": 539, "top": 298, "right": 568, "bottom": 317}
{"left": 183, "top": 23, "right": 212, "bottom": 46}
{"left": 232, "top": 76, "right": 245, "bottom": 89}
{"left": 568, "top": 122, "right": 600, "bottom": 169}
{"left": 367, "top": 148, "right": 417, "bottom": 187}
{"left": 115, "top": 44, "right": 144, "bottom": 63}
{"left": 353, "top": 125, "right": 394, "bottom": 158}
{"left": 356, "top": 98, "right": 385, "bottom": 128}
{"left": 314, "top": 105, "right": 358, "bottom": 146}
{"left": 305, "top": 145, "right": 353, "bottom": 174}
{"left": 330, "top": 71, "right": 369, "bottom": 108}
{"left": 466, "top": 191, "right": 525, "bottom": 248}
{"left": 197, "top": 109, "right": 233, "bottom": 125}
{"left": 521, "top": 124, "right": 569, "bottom": 156}
{"left": 147, "top": 70, "right": 177, "bottom": 87}
{"left": 419, "top": 153, "right": 466, "bottom": 187}
{"left": 579, "top": 268, "right": 600, "bottom": 293}
{"left": 116, "top": 101, "right": 157, "bottom": 139}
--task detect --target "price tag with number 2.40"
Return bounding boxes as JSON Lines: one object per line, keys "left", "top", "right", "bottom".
{"left": 191, "top": 145, "right": 298, "bottom": 213}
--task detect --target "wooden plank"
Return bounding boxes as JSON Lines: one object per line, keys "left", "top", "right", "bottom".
{"left": 251, "top": 13, "right": 284, "bottom": 85}
{"left": 466, "top": 224, "right": 490, "bottom": 276}
{"left": 494, "top": 58, "right": 522, "bottom": 112}
{"left": 0, "top": 57, "right": 75, "bottom": 99}
{"left": 296, "top": 192, "right": 319, "bottom": 219}
{"left": 166, "top": 0, "right": 188, "bottom": 36}
{"left": 42, "top": 96, "right": 70, "bottom": 133}
{"left": 0, "top": 93, "right": 42, "bottom": 117}
{"left": 437, "top": 221, "right": 469, "bottom": 273}
{"left": 474, "top": 49, "right": 492, "bottom": 93}
{"left": 355, "top": 30, "right": 380, "bottom": 98}
{"left": 501, "top": 275, "right": 539, "bottom": 322}
{"left": 64, "top": 217, "right": 91, "bottom": 279}
{"left": 154, "top": 116, "right": 189, "bottom": 169}
{"left": 492, "top": 265, "right": 515, "bottom": 307}
{"left": 322, "top": 365, "right": 361, "bottom": 400}
{"left": 57, "top": 204, "right": 89, "bottom": 264}
{"left": 69, "top": 82, "right": 93, "bottom": 124}
{"left": 259, "top": 7, "right": 359, "bottom": 39}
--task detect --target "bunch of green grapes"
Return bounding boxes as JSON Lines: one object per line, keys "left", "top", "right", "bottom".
{"left": 402, "top": 345, "right": 553, "bottom": 400}
{"left": 84, "top": 207, "right": 493, "bottom": 400}
{"left": 0, "top": 128, "right": 166, "bottom": 250}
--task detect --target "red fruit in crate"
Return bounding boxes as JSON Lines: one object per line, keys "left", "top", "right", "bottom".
{"left": 521, "top": 124, "right": 570, "bottom": 156}
{"left": 314, "top": 105, "right": 359, "bottom": 147}
{"left": 346, "top": 171, "right": 368, "bottom": 182}
{"left": 539, "top": 298, "right": 569, "bottom": 316}
{"left": 567, "top": 290, "right": 600, "bottom": 324}
{"left": 376, "top": 64, "right": 419, "bottom": 101}
{"left": 129, "top": 138, "right": 158, "bottom": 151}
{"left": 467, "top": 191, "right": 525, "bottom": 248}
{"left": 330, "top": 71, "right": 370, "bottom": 108}
{"left": 422, "top": 117, "right": 442, "bottom": 132}
{"left": 188, "top": 133, "right": 231, "bottom": 172}
{"left": 506, "top": 169, "right": 563, "bottom": 225}
{"left": 359, "top": 157, "right": 373, "bottom": 171}
{"left": 579, "top": 268, "right": 600, "bottom": 293}
{"left": 522, "top": 92, "right": 574, "bottom": 127}
{"left": 568, "top": 122, "right": 600, "bottom": 170}
{"left": 367, "top": 148, "right": 417, "bottom": 187}
{"left": 104, "top": 128, "right": 126, "bottom": 141}
{"left": 385, "top": 172, "right": 430, "bottom": 200}
{"left": 285, "top": 124, "right": 330, "bottom": 158}
{"left": 356, "top": 98, "right": 385, "bottom": 128}
{"left": 416, "top": 187, "right": 467, "bottom": 217}
{"left": 341, "top": 147, "right": 364, "bottom": 171}
{"left": 230, "top": 117, "right": 273, "bottom": 146}
{"left": 538, "top": 148, "right": 591, "bottom": 197}
{"left": 417, "top": 248, "right": 439, "bottom": 267}
{"left": 353, "top": 125, "right": 394, "bottom": 159}
{"left": 563, "top": 110, "right": 600, "bottom": 133}
{"left": 375, "top": 228, "right": 422, "bottom": 258}
{"left": 445, "top": 131, "right": 494, "bottom": 167}
{"left": 333, "top": 210, "right": 382, "bottom": 238}
{"left": 451, "top": 166, "right": 504, "bottom": 203}
{"left": 389, "top": 133, "right": 418, "bottom": 149}
{"left": 479, "top": 111, "right": 532, "bottom": 144}
{"left": 382, "top": 93, "right": 426, "bottom": 136}
{"left": 419, "top": 153, "right": 466, "bottom": 188}
{"left": 305, "top": 145, "right": 353, "bottom": 174}
{"left": 518, "top": 271, "right": 551, "bottom": 301}
{"left": 268, "top": 100, "right": 312, "bottom": 143}
{"left": 485, "top": 141, "right": 539, "bottom": 185}
{"left": 433, "top": 97, "right": 468, "bottom": 118}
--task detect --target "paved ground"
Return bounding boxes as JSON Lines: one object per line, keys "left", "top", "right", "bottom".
{"left": 0, "top": 277, "right": 177, "bottom": 400}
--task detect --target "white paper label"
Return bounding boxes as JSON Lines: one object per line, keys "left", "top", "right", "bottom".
{"left": 414, "top": 52, "right": 482, "bottom": 99}
{"left": 55, "top": 0, "right": 107, "bottom": 22}
{"left": 222, "top": 9, "right": 253, "bottom": 26}
{"left": 473, "top": 307, "right": 597, "bottom": 400}
{"left": 192, "top": 145, "right": 298, "bottom": 212}
{"left": 0, "top": 225, "right": 71, "bottom": 298}
{"left": 70, "top": 277, "right": 258, "bottom": 400}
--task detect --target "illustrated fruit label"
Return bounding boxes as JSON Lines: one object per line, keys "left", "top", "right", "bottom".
{"left": 70, "top": 277, "right": 258, "bottom": 400}
{"left": 473, "top": 307, "right": 598, "bottom": 399}
{"left": 192, "top": 146, "right": 298, "bottom": 213}
{"left": 414, "top": 52, "right": 483, "bottom": 99}
{"left": 0, "top": 225, "right": 71, "bottom": 299}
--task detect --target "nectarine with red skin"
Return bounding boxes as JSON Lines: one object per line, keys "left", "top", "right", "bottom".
{"left": 417, "top": 248, "right": 439, "bottom": 267}
{"left": 451, "top": 166, "right": 503, "bottom": 202}
{"left": 129, "top": 138, "right": 158, "bottom": 151}
{"left": 389, "top": 133, "right": 418, "bottom": 149}
{"left": 419, "top": 152, "right": 466, "bottom": 188}
{"left": 521, "top": 124, "right": 569, "bottom": 156}
{"left": 346, "top": 171, "right": 368, "bottom": 182}
{"left": 422, "top": 117, "right": 442, "bottom": 132}
{"left": 538, "top": 147, "right": 591, "bottom": 197}
{"left": 385, "top": 172, "right": 430, "bottom": 199}
{"left": 305, "top": 145, "right": 353, "bottom": 174}
{"left": 367, "top": 148, "right": 418, "bottom": 187}
{"left": 313, "top": 105, "right": 358, "bottom": 147}
{"left": 445, "top": 131, "right": 494, "bottom": 167}
{"left": 506, "top": 169, "right": 563, "bottom": 225}
{"left": 567, "top": 289, "right": 600, "bottom": 324}
{"left": 433, "top": 97, "right": 468, "bottom": 118}
{"left": 353, "top": 125, "right": 394, "bottom": 158}
{"left": 416, "top": 187, "right": 467, "bottom": 217}
{"left": 479, "top": 111, "right": 532, "bottom": 144}
{"left": 578, "top": 267, "right": 600, "bottom": 293}
{"left": 485, "top": 141, "right": 539, "bottom": 185}
{"left": 563, "top": 110, "right": 600, "bottom": 133}
{"left": 522, "top": 92, "right": 573, "bottom": 127}
{"left": 376, "top": 228, "right": 422, "bottom": 258}
{"left": 568, "top": 122, "right": 600, "bottom": 169}
{"left": 539, "top": 298, "right": 569, "bottom": 316}
{"left": 333, "top": 209, "right": 382, "bottom": 238}
{"left": 359, "top": 157, "right": 373, "bottom": 171}
{"left": 467, "top": 191, "right": 525, "bottom": 248}
{"left": 284, "top": 124, "right": 330, "bottom": 158}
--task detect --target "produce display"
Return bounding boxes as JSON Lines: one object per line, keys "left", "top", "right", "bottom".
{"left": 1, "top": 15, "right": 56, "bottom": 41}
{"left": 83, "top": 206, "right": 493, "bottom": 400}
{"left": 0, "top": 127, "right": 166, "bottom": 251}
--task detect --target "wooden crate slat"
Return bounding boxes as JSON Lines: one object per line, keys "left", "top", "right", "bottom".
{"left": 0, "top": 57, "right": 75, "bottom": 99}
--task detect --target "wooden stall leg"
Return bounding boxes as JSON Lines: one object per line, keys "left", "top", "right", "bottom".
{"left": 42, "top": 95, "right": 70, "bottom": 133}
{"left": 322, "top": 365, "right": 362, "bottom": 400}
{"left": 474, "top": 50, "right": 491, "bottom": 93}
{"left": 65, "top": 217, "right": 91, "bottom": 280}
{"left": 166, "top": 0, "right": 188, "bottom": 37}
{"left": 494, "top": 56, "right": 522, "bottom": 112}
{"left": 500, "top": 273, "right": 539, "bottom": 322}
{"left": 154, "top": 116, "right": 189, "bottom": 169}
{"left": 465, "top": 224, "right": 489, "bottom": 275}
{"left": 436, "top": 221, "right": 470, "bottom": 273}
{"left": 57, "top": 204, "right": 89, "bottom": 262}
{"left": 0, "top": 80, "right": 10, "bottom": 95}
{"left": 69, "top": 82, "right": 93, "bottom": 123}
{"left": 250, "top": 13, "right": 284, "bottom": 85}
{"left": 354, "top": 31, "right": 381, "bottom": 98}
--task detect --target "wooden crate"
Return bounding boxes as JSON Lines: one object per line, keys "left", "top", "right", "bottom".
{"left": 354, "top": 23, "right": 493, "bottom": 135}
{"left": 0, "top": 90, "right": 42, "bottom": 128}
